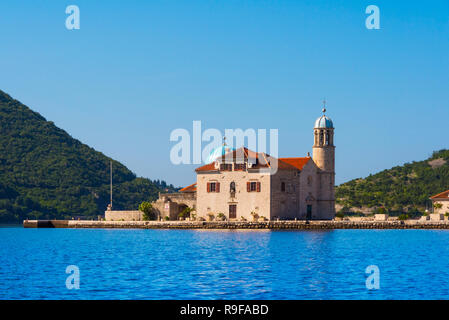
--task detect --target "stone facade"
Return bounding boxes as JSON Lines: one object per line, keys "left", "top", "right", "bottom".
{"left": 430, "top": 189, "right": 449, "bottom": 215}
{"left": 432, "top": 200, "right": 449, "bottom": 215}
{"left": 374, "top": 214, "right": 389, "bottom": 221}
{"left": 430, "top": 213, "right": 445, "bottom": 221}
{"left": 152, "top": 192, "right": 196, "bottom": 220}
{"left": 196, "top": 168, "right": 272, "bottom": 221}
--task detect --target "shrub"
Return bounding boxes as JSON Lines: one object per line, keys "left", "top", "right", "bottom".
{"left": 398, "top": 214, "right": 409, "bottom": 220}
{"left": 164, "top": 216, "right": 169, "bottom": 221}
{"left": 139, "top": 201, "right": 155, "bottom": 221}
{"left": 335, "top": 212, "right": 344, "bottom": 219}
{"left": 375, "top": 207, "right": 387, "bottom": 215}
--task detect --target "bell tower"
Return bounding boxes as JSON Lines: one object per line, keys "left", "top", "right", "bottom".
{"left": 312, "top": 101, "right": 335, "bottom": 219}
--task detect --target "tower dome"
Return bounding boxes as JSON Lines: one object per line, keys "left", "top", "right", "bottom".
{"left": 206, "top": 142, "right": 234, "bottom": 163}
{"left": 314, "top": 114, "right": 334, "bottom": 128}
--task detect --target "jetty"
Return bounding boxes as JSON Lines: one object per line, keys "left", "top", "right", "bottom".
{"left": 23, "top": 219, "right": 449, "bottom": 230}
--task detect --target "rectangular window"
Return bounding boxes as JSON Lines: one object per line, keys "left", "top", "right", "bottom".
{"left": 247, "top": 182, "right": 261, "bottom": 192}
{"left": 250, "top": 182, "right": 257, "bottom": 192}
{"left": 220, "top": 163, "right": 232, "bottom": 171}
{"left": 229, "top": 204, "right": 237, "bottom": 219}
{"left": 234, "top": 163, "right": 247, "bottom": 171}
{"left": 207, "top": 182, "right": 220, "bottom": 193}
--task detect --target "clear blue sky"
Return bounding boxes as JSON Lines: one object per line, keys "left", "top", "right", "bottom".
{"left": 0, "top": 0, "right": 448, "bottom": 187}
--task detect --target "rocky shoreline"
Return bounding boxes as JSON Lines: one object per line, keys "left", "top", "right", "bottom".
{"left": 23, "top": 219, "right": 449, "bottom": 229}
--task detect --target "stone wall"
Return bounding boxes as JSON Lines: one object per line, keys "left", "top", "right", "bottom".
{"left": 23, "top": 219, "right": 449, "bottom": 229}
{"left": 270, "top": 168, "right": 300, "bottom": 220}
{"left": 105, "top": 210, "right": 143, "bottom": 221}
{"left": 152, "top": 192, "right": 196, "bottom": 220}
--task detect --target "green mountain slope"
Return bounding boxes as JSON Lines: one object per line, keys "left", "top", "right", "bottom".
{"left": 336, "top": 150, "right": 449, "bottom": 213}
{"left": 0, "top": 90, "right": 176, "bottom": 222}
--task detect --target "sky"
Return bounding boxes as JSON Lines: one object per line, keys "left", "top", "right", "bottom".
{"left": 0, "top": 0, "right": 448, "bottom": 187}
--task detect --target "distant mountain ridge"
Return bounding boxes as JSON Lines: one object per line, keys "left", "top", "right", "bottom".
{"left": 0, "top": 90, "right": 176, "bottom": 222}
{"left": 336, "top": 149, "right": 449, "bottom": 214}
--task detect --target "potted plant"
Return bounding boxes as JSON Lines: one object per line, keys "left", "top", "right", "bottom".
{"left": 207, "top": 213, "right": 215, "bottom": 221}
{"left": 217, "top": 213, "right": 226, "bottom": 221}
{"left": 251, "top": 211, "right": 259, "bottom": 222}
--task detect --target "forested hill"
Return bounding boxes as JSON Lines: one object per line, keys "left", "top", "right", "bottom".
{"left": 0, "top": 90, "right": 176, "bottom": 222}
{"left": 336, "top": 150, "right": 449, "bottom": 213}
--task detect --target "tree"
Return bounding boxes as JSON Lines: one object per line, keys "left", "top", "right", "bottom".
{"left": 139, "top": 201, "right": 155, "bottom": 221}
{"left": 0, "top": 89, "right": 179, "bottom": 222}
{"left": 179, "top": 206, "right": 194, "bottom": 218}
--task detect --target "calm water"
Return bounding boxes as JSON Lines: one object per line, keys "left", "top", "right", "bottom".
{"left": 1, "top": 226, "right": 449, "bottom": 299}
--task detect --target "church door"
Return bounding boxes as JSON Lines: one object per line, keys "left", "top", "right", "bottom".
{"left": 306, "top": 205, "right": 312, "bottom": 220}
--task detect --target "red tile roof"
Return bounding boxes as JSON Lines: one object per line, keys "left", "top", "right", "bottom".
{"left": 180, "top": 183, "right": 197, "bottom": 192}
{"left": 430, "top": 189, "right": 449, "bottom": 200}
{"left": 195, "top": 162, "right": 217, "bottom": 172}
{"left": 195, "top": 147, "right": 309, "bottom": 172}
{"left": 279, "top": 157, "right": 311, "bottom": 170}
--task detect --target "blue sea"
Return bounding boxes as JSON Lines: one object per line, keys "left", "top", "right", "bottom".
{"left": 1, "top": 225, "right": 449, "bottom": 300}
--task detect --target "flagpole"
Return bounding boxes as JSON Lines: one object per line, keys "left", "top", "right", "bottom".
{"left": 110, "top": 160, "right": 113, "bottom": 209}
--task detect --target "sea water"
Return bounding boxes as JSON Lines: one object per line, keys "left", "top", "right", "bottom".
{"left": 1, "top": 226, "right": 449, "bottom": 299}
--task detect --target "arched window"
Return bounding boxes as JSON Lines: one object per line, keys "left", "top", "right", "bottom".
{"left": 230, "top": 181, "right": 236, "bottom": 193}
{"left": 319, "top": 130, "right": 324, "bottom": 145}
{"left": 307, "top": 176, "right": 313, "bottom": 186}
{"left": 281, "top": 182, "right": 285, "bottom": 192}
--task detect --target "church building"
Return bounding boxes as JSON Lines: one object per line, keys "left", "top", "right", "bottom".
{"left": 152, "top": 108, "right": 336, "bottom": 221}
